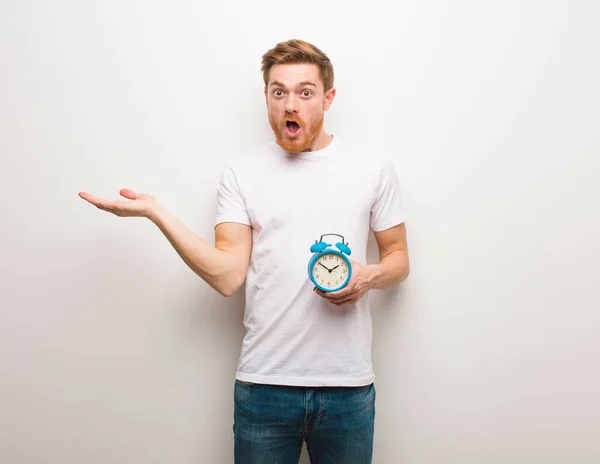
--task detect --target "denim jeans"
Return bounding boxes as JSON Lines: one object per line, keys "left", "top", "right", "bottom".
{"left": 233, "top": 380, "right": 376, "bottom": 464}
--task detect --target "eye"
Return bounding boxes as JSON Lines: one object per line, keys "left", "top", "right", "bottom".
{"left": 274, "top": 89, "right": 284, "bottom": 97}
{"left": 302, "top": 90, "right": 312, "bottom": 97}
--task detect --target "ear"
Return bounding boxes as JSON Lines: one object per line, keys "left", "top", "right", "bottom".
{"left": 323, "top": 87, "right": 336, "bottom": 111}
{"left": 264, "top": 87, "right": 268, "bottom": 107}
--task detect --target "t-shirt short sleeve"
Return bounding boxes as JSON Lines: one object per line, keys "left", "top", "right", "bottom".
{"left": 369, "top": 158, "right": 406, "bottom": 232}
{"left": 214, "top": 165, "right": 251, "bottom": 228}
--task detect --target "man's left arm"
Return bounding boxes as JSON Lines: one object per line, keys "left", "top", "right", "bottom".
{"left": 369, "top": 222, "right": 410, "bottom": 290}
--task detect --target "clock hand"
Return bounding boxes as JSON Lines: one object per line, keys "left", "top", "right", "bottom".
{"left": 319, "top": 262, "right": 332, "bottom": 272}
{"left": 330, "top": 265, "right": 340, "bottom": 271}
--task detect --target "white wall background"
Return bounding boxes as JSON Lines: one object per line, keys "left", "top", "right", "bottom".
{"left": 1, "top": 1, "right": 599, "bottom": 463}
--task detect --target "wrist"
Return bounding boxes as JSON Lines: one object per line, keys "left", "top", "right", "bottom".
{"left": 147, "top": 203, "right": 166, "bottom": 224}
{"left": 366, "top": 264, "right": 384, "bottom": 290}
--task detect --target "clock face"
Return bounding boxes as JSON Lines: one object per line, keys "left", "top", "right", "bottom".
{"left": 312, "top": 252, "right": 350, "bottom": 290}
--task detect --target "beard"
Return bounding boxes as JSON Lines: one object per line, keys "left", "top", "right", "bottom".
{"left": 269, "top": 112, "right": 324, "bottom": 153}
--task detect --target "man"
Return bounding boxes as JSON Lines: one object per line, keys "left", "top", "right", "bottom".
{"left": 79, "top": 39, "right": 409, "bottom": 464}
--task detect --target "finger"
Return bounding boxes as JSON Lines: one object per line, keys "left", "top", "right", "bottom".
{"left": 315, "top": 288, "right": 341, "bottom": 297}
{"left": 78, "top": 191, "right": 97, "bottom": 203}
{"left": 119, "top": 189, "right": 139, "bottom": 200}
{"left": 332, "top": 298, "right": 357, "bottom": 306}
{"left": 326, "top": 294, "right": 357, "bottom": 305}
{"left": 329, "top": 297, "right": 355, "bottom": 305}
{"left": 79, "top": 192, "right": 120, "bottom": 212}
{"left": 95, "top": 205, "right": 119, "bottom": 215}
{"left": 323, "top": 292, "right": 357, "bottom": 303}
{"left": 79, "top": 192, "right": 111, "bottom": 208}
{"left": 323, "top": 287, "right": 351, "bottom": 299}
{"left": 315, "top": 290, "right": 336, "bottom": 300}
{"left": 315, "top": 287, "right": 355, "bottom": 302}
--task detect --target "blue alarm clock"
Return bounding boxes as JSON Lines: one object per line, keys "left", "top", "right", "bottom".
{"left": 308, "top": 233, "right": 352, "bottom": 292}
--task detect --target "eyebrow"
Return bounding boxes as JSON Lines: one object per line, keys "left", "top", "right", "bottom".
{"left": 269, "top": 80, "right": 318, "bottom": 89}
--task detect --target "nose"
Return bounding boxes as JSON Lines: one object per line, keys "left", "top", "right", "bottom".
{"left": 284, "top": 94, "right": 299, "bottom": 114}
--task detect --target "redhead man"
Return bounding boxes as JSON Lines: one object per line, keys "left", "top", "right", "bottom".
{"left": 80, "top": 39, "right": 409, "bottom": 464}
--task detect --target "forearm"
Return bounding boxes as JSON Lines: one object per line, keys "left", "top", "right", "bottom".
{"left": 368, "top": 249, "right": 410, "bottom": 290}
{"left": 149, "top": 205, "right": 242, "bottom": 296}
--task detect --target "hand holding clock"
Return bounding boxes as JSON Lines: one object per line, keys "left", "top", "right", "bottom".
{"left": 315, "top": 259, "right": 376, "bottom": 307}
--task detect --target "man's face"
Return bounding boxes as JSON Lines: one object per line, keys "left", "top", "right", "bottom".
{"left": 265, "top": 63, "right": 335, "bottom": 153}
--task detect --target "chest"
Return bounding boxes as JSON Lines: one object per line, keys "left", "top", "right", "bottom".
{"left": 244, "top": 167, "right": 376, "bottom": 233}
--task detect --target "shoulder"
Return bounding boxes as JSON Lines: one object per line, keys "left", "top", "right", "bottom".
{"left": 217, "top": 142, "right": 278, "bottom": 195}
{"left": 219, "top": 142, "right": 275, "bottom": 177}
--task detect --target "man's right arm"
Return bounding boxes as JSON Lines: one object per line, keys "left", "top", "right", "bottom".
{"left": 151, "top": 205, "right": 252, "bottom": 297}
{"left": 79, "top": 188, "right": 251, "bottom": 297}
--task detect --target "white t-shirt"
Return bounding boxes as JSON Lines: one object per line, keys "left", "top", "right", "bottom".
{"left": 214, "top": 136, "right": 405, "bottom": 387}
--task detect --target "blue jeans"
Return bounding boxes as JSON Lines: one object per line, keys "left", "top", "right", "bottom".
{"left": 233, "top": 380, "right": 376, "bottom": 463}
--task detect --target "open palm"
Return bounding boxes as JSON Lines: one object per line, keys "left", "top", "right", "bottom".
{"left": 79, "top": 189, "right": 157, "bottom": 218}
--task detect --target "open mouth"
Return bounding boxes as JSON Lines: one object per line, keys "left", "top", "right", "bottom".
{"left": 285, "top": 120, "right": 301, "bottom": 137}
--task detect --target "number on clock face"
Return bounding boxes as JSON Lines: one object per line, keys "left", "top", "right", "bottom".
{"left": 314, "top": 253, "right": 349, "bottom": 290}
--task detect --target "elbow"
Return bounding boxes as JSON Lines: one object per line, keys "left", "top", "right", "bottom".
{"left": 218, "top": 289, "right": 234, "bottom": 298}
{"left": 218, "top": 286, "right": 236, "bottom": 298}
{"left": 215, "top": 272, "right": 246, "bottom": 298}
{"left": 400, "top": 262, "right": 410, "bottom": 283}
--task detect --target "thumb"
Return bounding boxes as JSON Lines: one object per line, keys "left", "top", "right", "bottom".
{"left": 119, "top": 188, "right": 139, "bottom": 200}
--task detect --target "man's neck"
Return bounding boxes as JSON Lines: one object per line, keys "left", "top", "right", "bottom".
{"left": 303, "top": 131, "right": 334, "bottom": 152}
